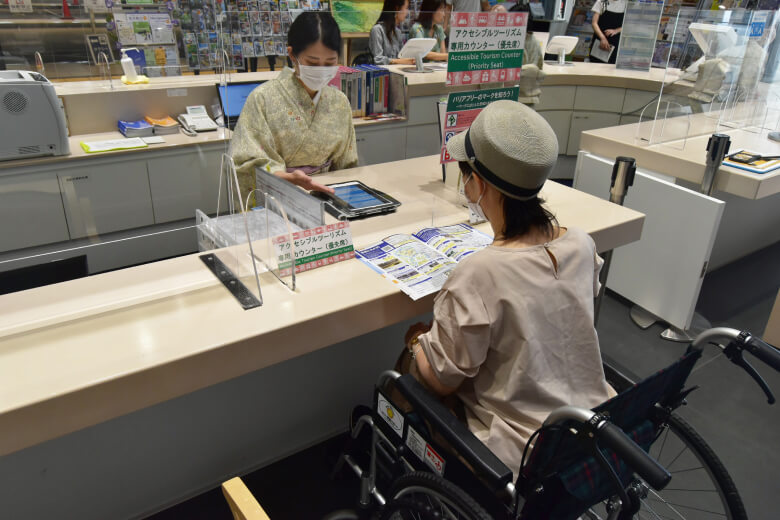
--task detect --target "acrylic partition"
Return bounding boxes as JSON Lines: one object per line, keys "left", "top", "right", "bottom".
{"left": 637, "top": 8, "right": 780, "bottom": 148}
{"left": 0, "top": 4, "right": 469, "bottom": 333}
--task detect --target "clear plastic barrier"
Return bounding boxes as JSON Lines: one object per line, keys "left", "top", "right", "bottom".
{"left": 636, "top": 100, "right": 691, "bottom": 150}
{"left": 642, "top": 8, "right": 780, "bottom": 144}
{"left": 196, "top": 153, "right": 263, "bottom": 306}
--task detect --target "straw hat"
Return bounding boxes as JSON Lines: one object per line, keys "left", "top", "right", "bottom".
{"left": 446, "top": 100, "right": 558, "bottom": 200}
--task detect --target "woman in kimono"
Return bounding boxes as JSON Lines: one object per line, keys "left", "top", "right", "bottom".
{"left": 230, "top": 12, "right": 357, "bottom": 204}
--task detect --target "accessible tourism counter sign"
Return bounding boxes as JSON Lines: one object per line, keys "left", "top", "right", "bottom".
{"left": 447, "top": 11, "right": 527, "bottom": 86}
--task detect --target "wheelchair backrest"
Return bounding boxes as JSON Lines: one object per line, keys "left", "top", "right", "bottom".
{"left": 519, "top": 349, "right": 702, "bottom": 503}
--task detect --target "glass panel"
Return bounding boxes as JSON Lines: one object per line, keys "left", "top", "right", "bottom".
{"left": 196, "top": 153, "right": 263, "bottom": 305}
{"left": 645, "top": 8, "right": 780, "bottom": 145}
{"left": 636, "top": 100, "right": 691, "bottom": 149}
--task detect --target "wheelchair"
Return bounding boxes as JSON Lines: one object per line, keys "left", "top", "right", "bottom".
{"left": 328, "top": 327, "right": 780, "bottom": 519}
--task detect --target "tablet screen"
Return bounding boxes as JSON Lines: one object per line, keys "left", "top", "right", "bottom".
{"left": 333, "top": 184, "right": 385, "bottom": 209}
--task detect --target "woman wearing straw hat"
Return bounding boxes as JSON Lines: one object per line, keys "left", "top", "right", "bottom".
{"left": 402, "top": 101, "right": 613, "bottom": 478}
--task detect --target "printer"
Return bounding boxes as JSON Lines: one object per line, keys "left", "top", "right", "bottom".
{"left": 0, "top": 70, "right": 70, "bottom": 162}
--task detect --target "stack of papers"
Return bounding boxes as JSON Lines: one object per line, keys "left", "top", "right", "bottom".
{"left": 145, "top": 115, "right": 180, "bottom": 135}
{"left": 118, "top": 119, "right": 154, "bottom": 138}
{"left": 80, "top": 138, "right": 149, "bottom": 153}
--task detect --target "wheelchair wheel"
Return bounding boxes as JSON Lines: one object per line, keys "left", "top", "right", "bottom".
{"left": 585, "top": 413, "right": 747, "bottom": 520}
{"left": 381, "top": 471, "right": 492, "bottom": 520}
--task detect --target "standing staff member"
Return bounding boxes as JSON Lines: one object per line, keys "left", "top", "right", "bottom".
{"left": 590, "top": 0, "right": 626, "bottom": 64}
{"left": 230, "top": 12, "right": 357, "bottom": 204}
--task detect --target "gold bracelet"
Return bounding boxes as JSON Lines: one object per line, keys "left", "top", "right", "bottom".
{"left": 408, "top": 335, "right": 421, "bottom": 359}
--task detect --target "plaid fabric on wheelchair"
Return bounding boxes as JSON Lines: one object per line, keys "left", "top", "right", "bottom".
{"left": 518, "top": 349, "right": 703, "bottom": 519}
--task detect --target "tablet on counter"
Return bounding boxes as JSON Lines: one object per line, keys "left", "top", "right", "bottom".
{"left": 312, "top": 181, "right": 401, "bottom": 220}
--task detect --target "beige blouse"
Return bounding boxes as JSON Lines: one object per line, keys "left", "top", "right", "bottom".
{"left": 417, "top": 227, "right": 612, "bottom": 478}
{"left": 229, "top": 67, "right": 358, "bottom": 205}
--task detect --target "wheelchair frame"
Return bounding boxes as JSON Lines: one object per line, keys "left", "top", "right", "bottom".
{"left": 331, "top": 327, "right": 780, "bottom": 520}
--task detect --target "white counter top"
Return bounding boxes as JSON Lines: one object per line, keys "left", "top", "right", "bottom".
{"left": 580, "top": 115, "right": 780, "bottom": 199}
{"left": 0, "top": 154, "right": 644, "bottom": 456}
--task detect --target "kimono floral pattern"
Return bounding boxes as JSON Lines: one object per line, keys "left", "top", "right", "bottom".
{"left": 229, "top": 67, "right": 358, "bottom": 205}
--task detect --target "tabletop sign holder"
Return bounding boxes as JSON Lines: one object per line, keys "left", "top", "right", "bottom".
{"left": 254, "top": 169, "right": 355, "bottom": 285}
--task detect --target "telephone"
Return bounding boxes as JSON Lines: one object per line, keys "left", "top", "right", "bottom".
{"left": 178, "top": 105, "right": 218, "bottom": 133}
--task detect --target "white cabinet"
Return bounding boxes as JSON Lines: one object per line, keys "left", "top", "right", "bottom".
{"left": 58, "top": 161, "right": 154, "bottom": 239}
{"left": 407, "top": 95, "right": 442, "bottom": 126}
{"left": 537, "top": 110, "right": 572, "bottom": 155}
{"left": 535, "top": 86, "right": 576, "bottom": 111}
{"left": 574, "top": 86, "right": 626, "bottom": 112}
{"left": 620, "top": 114, "right": 641, "bottom": 126}
{"left": 406, "top": 123, "right": 441, "bottom": 159}
{"left": 567, "top": 112, "right": 621, "bottom": 155}
{"left": 622, "top": 89, "right": 659, "bottom": 117}
{"left": 0, "top": 172, "right": 69, "bottom": 252}
{"left": 356, "top": 123, "right": 407, "bottom": 165}
{"left": 147, "top": 147, "right": 224, "bottom": 223}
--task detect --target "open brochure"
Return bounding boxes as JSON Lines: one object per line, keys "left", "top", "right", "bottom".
{"left": 356, "top": 224, "right": 492, "bottom": 300}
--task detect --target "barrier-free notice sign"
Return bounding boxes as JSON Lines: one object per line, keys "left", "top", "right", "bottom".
{"left": 447, "top": 11, "right": 527, "bottom": 86}
{"left": 440, "top": 86, "right": 519, "bottom": 163}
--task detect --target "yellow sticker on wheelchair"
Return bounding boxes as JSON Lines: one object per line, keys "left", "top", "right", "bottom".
{"left": 377, "top": 393, "right": 404, "bottom": 436}
{"left": 406, "top": 425, "right": 446, "bottom": 476}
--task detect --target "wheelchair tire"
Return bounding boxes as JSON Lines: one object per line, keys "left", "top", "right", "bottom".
{"left": 381, "top": 471, "right": 492, "bottom": 520}
{"left": 586, "top": 412, "right": 747, "bottom": 520}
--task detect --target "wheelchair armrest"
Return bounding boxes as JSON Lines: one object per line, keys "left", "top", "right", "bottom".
{"left": 395, "top": 374, "right": 514, "bottom": 491}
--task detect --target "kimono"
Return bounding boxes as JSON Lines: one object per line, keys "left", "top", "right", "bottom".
{"left": 229, "top": 67, "right": 358, "bottom": 205}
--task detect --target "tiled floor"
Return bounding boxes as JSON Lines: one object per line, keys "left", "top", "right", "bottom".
{"left": 149, "top": 241, "right": 780, "bottom": 519}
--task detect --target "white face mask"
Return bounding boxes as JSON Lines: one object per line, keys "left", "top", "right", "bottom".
{"left": 463, "top": 174, "right": 487, "bottom": 222}
{"left": 295, "top": 60, "right": 339, "bottom": 92}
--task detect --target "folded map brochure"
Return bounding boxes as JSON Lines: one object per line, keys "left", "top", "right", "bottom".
{"left": 723, "top": 149, "right": 780, "bottom": 174}
{"left": 356, "top": 224, "right": 492, "bottom": 300}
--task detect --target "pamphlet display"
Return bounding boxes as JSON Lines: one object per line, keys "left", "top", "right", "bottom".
{"left": 178, "top": 0, "right": 323, "bottom": 72}
{"left": 8, "top": 0, "right": 33, "bottom": 13}
{"left": 446, "top": 11, "right": 527, "bottom": 86}
{"left": 440, "top": 86, "right": 519, "bottom": 164}
{"left": 356, "top": 224, "right": 492, "bottom": 300}
{"left": 114, "top": 12, "right": 181, "bottom": 76}
{"left": 615, "top": 1, "right": 663, "bottom": 72}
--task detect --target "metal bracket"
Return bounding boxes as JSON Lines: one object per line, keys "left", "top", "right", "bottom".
{"left": 200, "top": 253, "right": 262, "bottom": 310}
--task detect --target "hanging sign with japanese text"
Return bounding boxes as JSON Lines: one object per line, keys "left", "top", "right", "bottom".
{"left": 446, "top": 11, "right": 527, "bottom": 86}
{"left": 272, "top": 221, "right": 355, "bottom": 276}
{"left": 440, "top": 86, "right": 519, "bottom": 163}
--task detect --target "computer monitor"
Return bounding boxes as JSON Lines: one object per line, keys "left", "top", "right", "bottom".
{"left": 216, "top": 81, "right": 266, "bottom": 130}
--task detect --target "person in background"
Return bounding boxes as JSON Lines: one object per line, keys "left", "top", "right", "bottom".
{"left": 401, "top": 101, "right": 613, "bottom": 478}
{"left": 446, "top": 0, "right": 489, "bottom": 14}
{"left": 590, "top": 0, "right": 626, "bottom": 64}
{"left": 409, "top": 0, "right": 448, "bottom": 61}
{"left": 230, "top": 12, "right": 357, "bottom": 204}
{"left": 370, "top": 0, "right": 416, "bottom": 65}
{"left": 507, "top": 3, "right": 544, "bottom": 69}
